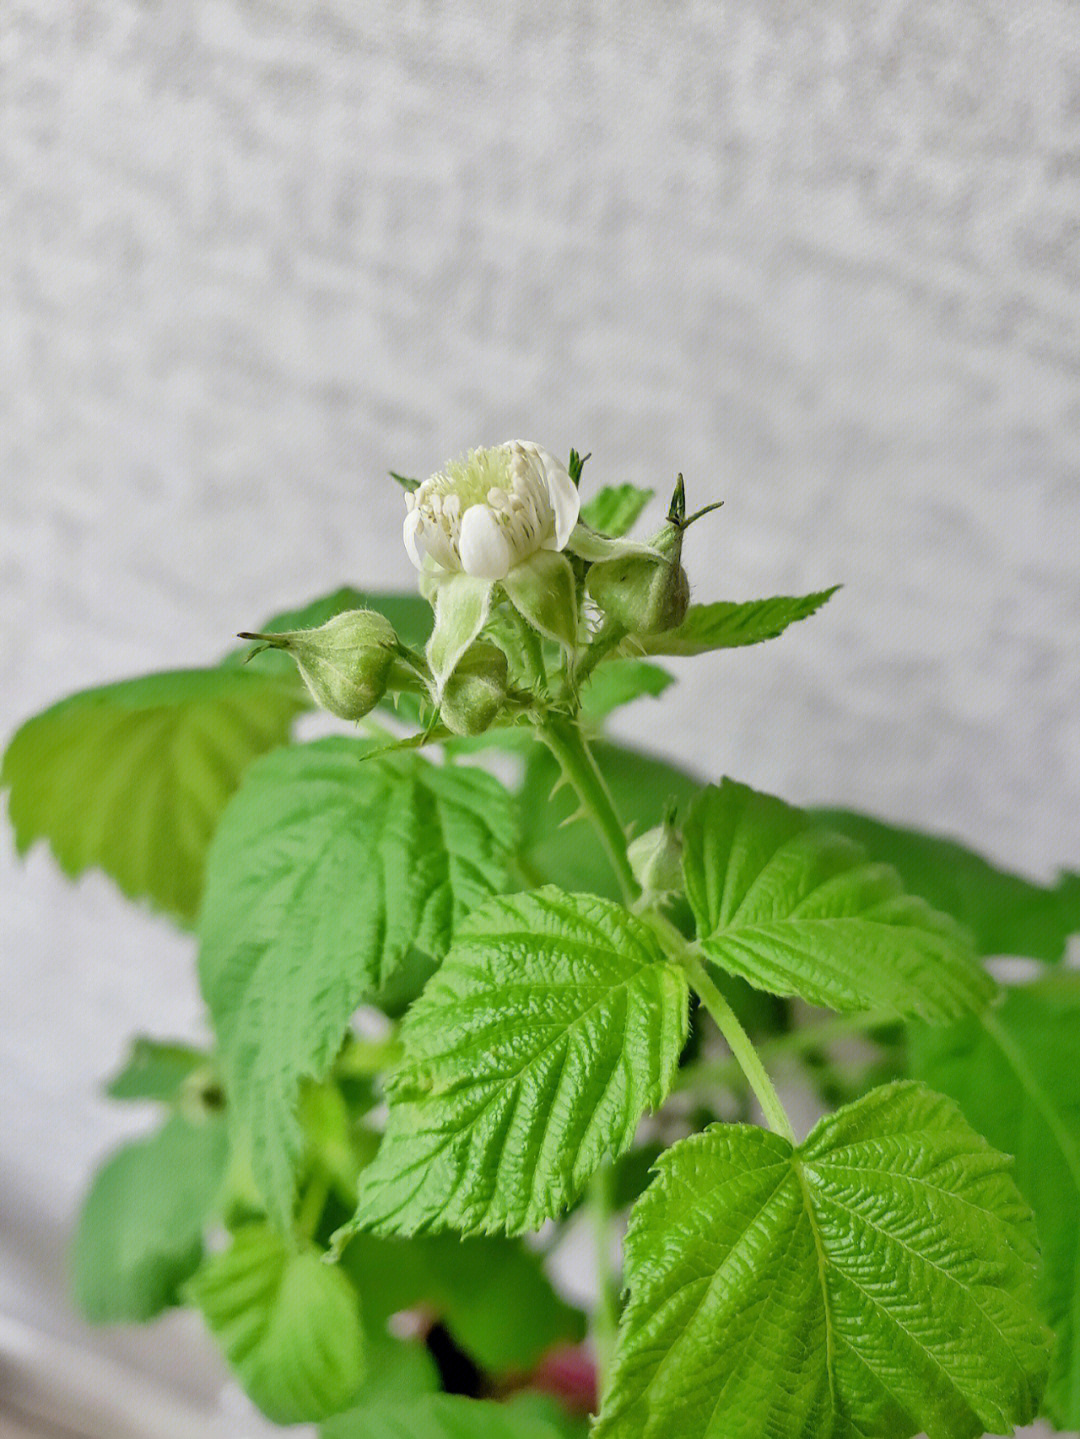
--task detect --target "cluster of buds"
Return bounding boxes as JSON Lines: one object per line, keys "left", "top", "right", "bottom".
{"left": 240, "top": 444, "right": 721, "bottom": 741}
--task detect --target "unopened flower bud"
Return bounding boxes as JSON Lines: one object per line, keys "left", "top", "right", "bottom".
{"left": 238, "top": 609, "right": 398, "bottom": 720}
{"left": 627, "top": 800, "right": 684, "bottom": 899}
{"left": 437, "top": 642, "right": 509, "bottom": 735}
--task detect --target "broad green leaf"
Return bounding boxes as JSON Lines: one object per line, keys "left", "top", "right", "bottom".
{"left": 72, "top": 1115, "right": 228, "bottom": 1322}
{"left": 342, "top": 1232, "right": 586, "bottom": 1372}
{"left": 580, "top": 485, "right": 655, "bottom": 537}
{"left": 637, "top": 587, "right": 839, "bottom": 656}
{"left": 229, "top": 586, "right": 433, "bottom": 674}
{"left": 910, "top": 974, "right": 1080, "bottom": 1427}
{"left": 321, "top": 1393, "right": 570, "bottom": 1439}
{"left": 597, "top": 1082, "right": 1050, "bottom": 1439}
{"left": 814, "top": 809, "right": 1080, "bottom": 964}
{"left": 335, "top": 888, "right": 689, "bottom": 1240}
{"left": 579, "top": 660, "right": 674, "bottom": 724}
{"left": 199, "top": 739, "right": 516, "bottom": 1223}
{"left": 683, "top": 780, "right": 994, "bottom": 1021}
{"left": 105, "top": 1037, "right": 208, "bottom": 1103}
{"left": 2, "top": 668, "right": 306, "bottom": 921}
{"left": 186, "top": 1224, "right": 364, "bottom": 1425}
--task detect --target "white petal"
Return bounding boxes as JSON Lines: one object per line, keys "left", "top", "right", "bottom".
{"left": 403, "top": 508, "right": 426, "bottom": 570}
{"left": 507, "top": 441, "right": 580, "bottom": 550}
{"left": 458, "top": 505, "right": 515, "bottom": 579}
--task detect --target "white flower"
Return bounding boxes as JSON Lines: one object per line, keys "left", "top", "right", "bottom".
{"left": 403, "top": 441, "right": 581, "bottom": 582}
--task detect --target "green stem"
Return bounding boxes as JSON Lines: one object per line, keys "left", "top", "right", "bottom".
{"left": 589, "top": 1162, "right": 619, "bottom": 1394}
{"left": 295, "top": 1172, "right": 330, "bottom": 1245}
{"left": 681, "top": 954, "right": 796, "bottom": 1144}
{"left": 538, "top": 717, "right": 638, "bottom": 906}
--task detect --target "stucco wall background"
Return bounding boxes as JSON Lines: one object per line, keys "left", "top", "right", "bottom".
{"left": 2, "top": 2, "right": 1078, "bottom": 1432}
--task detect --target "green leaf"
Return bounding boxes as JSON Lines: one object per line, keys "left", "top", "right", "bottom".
{"left": 186, "top": 1224, "right": 365, "bottom": 1425}
{"left": 2, "top": 668, "right": 306, "bottom": 921}
{"left": 72, "top": 1115, "right": 228, "bottom": 1322}
{"left": 579, "top": 660, "right": 674, "bottom": 724}
{"left": 321, "top": 1393, "right": 570, "bottom": 1439}
{"left": 638, "top": 587, "right": 839, "bottom": 656}
{"left": 909, "top": 974, "right": 1080, "bottom": 1427}
{"left": 597, "top": 1081, "right": 1051, "bottom": 1439}
{"left": 683, "top": 780, "right": 994, "bottom": 1021}
{"left": 814, "top": 809, "right": 1080, "bottom": 964}
{"left": 105, "top": 1037, "right": 208, "bottom": 1103}
{"left": 342, "top": 1232, "right": 586, "bottom": 1372}
{"left": 334, "top": 888, "right": 690, "bottom": 1240}
{"left": 231, "top": 587, "right": 433, "bottom": 675}
{"left": 580, "top": 485, "right": 655, "bottom": 537}
{"left": 501, "top": 550, "right": 579, "bottom": 651}
{"left": 199, "top": 739, "right": 516, "bottom": 1223}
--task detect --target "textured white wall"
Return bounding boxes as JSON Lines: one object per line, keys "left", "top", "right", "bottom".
{"left": 2, "top": 1, "right": 1077, "bottom": 1429}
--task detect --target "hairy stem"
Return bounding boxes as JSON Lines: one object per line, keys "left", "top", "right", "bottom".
{"left": 538, "top": 716, "right": 639, "bottom": 906}
{"left": 589, "top": 1162, "right": 620, "bottom": 1396}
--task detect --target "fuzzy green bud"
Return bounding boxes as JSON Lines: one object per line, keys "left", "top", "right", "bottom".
{"left": 627, "top": 800, "right": 684, "bottom": 900}
{"left": 239, "top": 609, "right": 398, "bottom": 720}
{"left": 437, "top": 642, "right": 509, "bottom": 735}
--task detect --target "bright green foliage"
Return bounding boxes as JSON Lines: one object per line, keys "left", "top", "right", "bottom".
{"left": 1, "top": 667, "right": 306, "bottom": 921}
{"left": 683, "top": 780, "right": 994, "bottom": 1021}
{"left": 597, "top": 1082, "right": 1050, "bottom": 1439}
{"left": 186, "top": 1224, "right": 365, "bottom": 1425}
{"left": 580, "top": 484, "right": 655, "bottom": 537}
{"left": 342, "top": 1232, "right": 586, "bottom": 1372}
{"left": 638, "top": 587, "right": 839, "bottom": 655}
{"left": 335, "top": 889, "right": 689, "bottom": 1239}
{"left": 579, "top": 659, "right": 674, "bottom": 724}
{"left": 815, "top": 809, "right": 1080, "bottom": 964}
{"left": 105, "top": 1037, "right": 208, "bottom": 1103}
{"left": 198, "top": 738, "right": 516, "bottom": 1222}
{"left": 910, "top": 974, "right": 1080, "bottom": 1427}
{"left": 321, "top": 1393, "right": 575, "bottom": 1439}
{"left": 72, "top": 1115, "right": 227, "bottom": 1322}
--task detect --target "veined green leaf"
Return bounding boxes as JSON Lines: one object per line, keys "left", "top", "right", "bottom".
{"left": 199, "top": 739, "right": 516, "bottom": 1224}
{"left": 72, "top": 1115, "right": 227, "bottom": 1322}
{"left": 579, "top": 660, "right": 675, "bottom": 724}
{"left": 105, "top": 1037, "right": 209, "bottom": 1103}
{"left": 321, "top": 1392, "right": 572, "bottom": 1439}
{"left": 580, "top": 485, "right": 655, "bottom": 537}
{"left": 597, "top": 1082, "right": 1050, "bottom": 1439}
{"left": 342, "top": 1232, "right": 586, "bottom": 1372}
{"left": 814, "top": 809, "right": 1080, "bottom": 964}
{"left": 2, "top": 667, "right": 306, "bottom": 921}
{"left": 334, "top": 888, "right": 689, "bottom": 1240}
{"left": 910, "top": 974, "right": 1080, "bottom": 1427}
{"left": 637, "top": 587, "right": 839, "bottom": 656}
{"left": 683, "top": 780, "right": 993, "bottom": 1021}
{"left": 185, "top": 1224, "right": 364, "bottom": 1425}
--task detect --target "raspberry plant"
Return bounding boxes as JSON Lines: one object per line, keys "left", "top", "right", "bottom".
{"left": 5, "top": 444, "right": 1080, "bottom": 1438}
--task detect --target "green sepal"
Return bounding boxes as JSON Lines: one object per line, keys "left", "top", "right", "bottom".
{"left": 501, "top": 549, "right": 579, "bottom": 651}
{"left": 427, "top": 571, "right": 495, "bottom": 693}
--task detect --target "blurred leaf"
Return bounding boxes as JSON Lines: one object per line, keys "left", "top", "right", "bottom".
{"left": 580, "top": 485, "right": 654, "bottom": 537}
{"left": 321, "top": 1393, "right": 570, "bottom": 1439}
{"left": 105, "top": 1037, "right": 208, "bottom": 1103}
{"left": 579, "top": 660, "right": 674, "bottom": 724}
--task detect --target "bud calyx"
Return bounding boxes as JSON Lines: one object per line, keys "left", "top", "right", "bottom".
{"left": 239, "top": 609, "right": 399, "bottom": 720}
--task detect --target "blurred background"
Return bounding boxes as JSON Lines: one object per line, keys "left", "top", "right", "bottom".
{"left": 2, "top": 2, "right": 1078, "bottom": 1434}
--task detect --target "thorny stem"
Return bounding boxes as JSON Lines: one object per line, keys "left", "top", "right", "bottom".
{"left": 538, "top": 716, "right": 639, "bottom": 906}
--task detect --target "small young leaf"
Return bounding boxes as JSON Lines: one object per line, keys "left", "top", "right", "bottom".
{"left": 2, "top": 668, "right": 306, "bottom": 921}
{"left": 343, "top": 1232, "right": 586, "bottom": 1373}
{"left": 638, "top": 587, "right": 839, "bottom": 656}
{"left": 580, "top": 485, "right": 655, "bottom": 537}
{"left": 597, "top": 1082, "right": 1051, "bottom": 1439}
{"left": 579, "top": 660, "right": 674, "bottom": 724}
{"left": 185, "top": 1224, "right": 364, "bottom": 1425}
{"left": 105, "top": 1037, "right": 208, "bottom": 1103}
{"left": 334, "top": 888, "right": 689, "bottom": 1240}
{"left": 683, "top": 780, "right": 994, "bottom": 1021}
{"left": 910, "top": 974, "right": 1080, "bottom": 1427}
{"left": 199, "top": 739, "right": 516, "bottom": 1224}
{"left": 72, "top": 1115, "right": 227, "bottom": 1322}
{"left": 321, "top": 1393, "right": 571, "bottom": 1439}
{"left": 814, "top": 808, "right": 1080, "bottom": 964}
